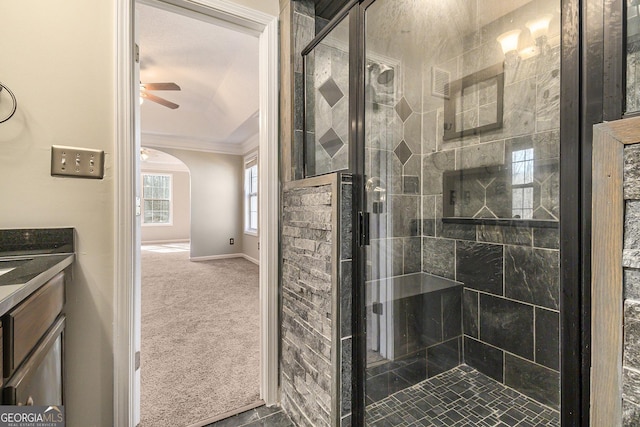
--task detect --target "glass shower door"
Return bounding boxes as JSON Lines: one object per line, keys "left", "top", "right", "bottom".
{"left": 362, "top": 0, "right": 562, "bottom": 425}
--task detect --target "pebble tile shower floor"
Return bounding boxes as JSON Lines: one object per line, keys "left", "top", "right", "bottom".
{"left": 365, "top": 365, "right": 559, "bottom": 427}
{"left": 209, "top": 365, "right": 558, "bottom": 426}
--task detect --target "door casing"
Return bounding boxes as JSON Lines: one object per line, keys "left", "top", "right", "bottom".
{"left": 114, "top": 1, "right": 280, "bottom": 425}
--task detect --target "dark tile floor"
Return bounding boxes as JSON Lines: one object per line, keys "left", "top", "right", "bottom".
{"left": 206, "top": 365, "right": 558, "bottom": 427}
{"left": 206, "top": 405, "right": 294, "bottom": 427}
{"left": 365, "top": 365, "right": 559, "bottom": 427}
{"left": 367, "top": 350, "right": 428, "bottom": 404}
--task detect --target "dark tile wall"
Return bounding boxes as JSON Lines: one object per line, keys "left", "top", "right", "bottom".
{"left": 622, "top": 144, "right": 640, "bottom": 423}
{"left": 365, "top": 284, "right": 463, "bottom": 405}
{"left": 306, "top": 32, "right": 350, "bottom": 175}
{"left": 339, "top": 176, "right": 353, "bottom": 427}
{"left": 456, "top": 241, "right": 503, "bottom": 295}
{"left": 365, "top": 51, "right": 421, "bottom": 288}
{"left": 479, "top": 294, "right": 534, "bottom": 359}
{"left": 419, "top": 0, "right": 562, "bottom": 409}
{"left": 292, "top": 0, "right": 315, "bottom": 179}
{"left": 363, "top": 69, "right": 424, "bottom": 399}
{"left": 427, "top": 223, "right": 561, "bottom": 409}
{"left": 504, "top": 353, "right": 560, "bottom": 409}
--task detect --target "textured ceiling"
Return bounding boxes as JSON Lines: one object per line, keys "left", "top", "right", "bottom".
{"left": 137, "top": 3, "right": 259, "bottom": 152}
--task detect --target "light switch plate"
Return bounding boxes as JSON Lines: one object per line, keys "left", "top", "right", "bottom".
{"left": 51, "top": 145, "right": 105, "bottom": 179}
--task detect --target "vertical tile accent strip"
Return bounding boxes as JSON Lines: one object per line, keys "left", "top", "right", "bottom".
{"left": 339, "top": 176, "right": 353, "bottom": 421}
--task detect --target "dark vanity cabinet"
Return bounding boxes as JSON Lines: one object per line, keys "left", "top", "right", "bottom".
{"left": 2, "top": 271, "right": 66, "bottom": 405}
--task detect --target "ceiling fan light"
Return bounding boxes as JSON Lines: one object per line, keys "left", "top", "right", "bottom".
{"left": 138, "top": 81, "right": 181, "bottom": 109}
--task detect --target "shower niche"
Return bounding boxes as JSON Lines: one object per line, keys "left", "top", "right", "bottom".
{"left": 442, "top": 157, "right": 560, "bottom": 223}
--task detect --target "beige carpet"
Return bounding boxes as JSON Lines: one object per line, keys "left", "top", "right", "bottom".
{"left": 140, "top": 249, "right": 260, "bottom": 427}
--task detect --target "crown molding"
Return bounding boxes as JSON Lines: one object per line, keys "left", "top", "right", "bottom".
{"left": 241, "top": 133, "right": 260, "bottom": 154}
{"left": 141, "top": 131, "right": 261, "bottom": 156}
{"left": 141, "top": 132, "right": 245, "bottom": 155}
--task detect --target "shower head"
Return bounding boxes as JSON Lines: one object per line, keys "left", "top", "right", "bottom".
{"left": 377, "top": 64, "right": 394, "bottom": 85}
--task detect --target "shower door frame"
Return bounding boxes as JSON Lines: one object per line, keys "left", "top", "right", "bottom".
{"left": 348, "top": 0, "right": 586, "bottom": 425}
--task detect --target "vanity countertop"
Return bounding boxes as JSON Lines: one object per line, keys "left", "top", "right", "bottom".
{"left": 0, "top": 228, "right": 74, "bottom": 317}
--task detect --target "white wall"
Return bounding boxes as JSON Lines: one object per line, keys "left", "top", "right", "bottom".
{"left": 229, "top": 0, "right": 278, "bottom": 16}
{"left": 0, "top": 1, "right": 273, "bottom": 425}
{"left": 158, "top": 148, "right": 243, "bottom": 258}
{"left": 243, "top": 231, "right": 260, "bottom": 262}
{"left": 0, "top": 1, "right": 115, "bottom": 425}
{"left": 140, "top": 169, "right": 191, "bottom": 243}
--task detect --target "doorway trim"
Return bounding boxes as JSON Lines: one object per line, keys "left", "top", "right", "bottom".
{"left": 590, "top": 116, "right": 640, "bottom": 425}
{"left": 115, "top": 1, "right": 279, "bottom": 425}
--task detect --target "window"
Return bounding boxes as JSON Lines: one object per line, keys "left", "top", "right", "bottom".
{"left": 142, "top": 173, "right": 172, "bottom": 225}
{"left": 245, "top": 159, "right": 258, "bottom": 234}
{"left": 511, "top": 148, "right": 534, "bottom": 219}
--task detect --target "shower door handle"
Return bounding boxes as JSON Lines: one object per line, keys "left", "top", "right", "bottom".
{"left": 359, "top": 211, "right": 370, "bottom": 247}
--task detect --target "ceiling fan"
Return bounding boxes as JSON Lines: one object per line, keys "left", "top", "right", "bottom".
{"left": 140, "top": 82, "right": 181, "bottom": 109}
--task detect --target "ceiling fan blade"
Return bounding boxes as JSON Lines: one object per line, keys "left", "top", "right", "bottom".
{"left": 142, "top": 92, "right": 179, "bottom": 109}
{"left": 142, "top": 82, "right": 181, "bottom": 91}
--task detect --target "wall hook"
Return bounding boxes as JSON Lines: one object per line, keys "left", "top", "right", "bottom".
{"left": 0, "top": 82, "right": 17, "bottom": 124}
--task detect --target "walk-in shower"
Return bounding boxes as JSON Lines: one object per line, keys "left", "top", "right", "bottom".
{"left": 301, "top": 0, "right": 565, "bottom": 425}
{"left": 361, "top": 1, "right": 561, "bottom": 424}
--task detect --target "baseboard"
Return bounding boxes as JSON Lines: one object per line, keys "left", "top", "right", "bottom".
{"left": 190, "top": 253, "right": 241, "bottom": 262}
{"left": 190, "top": 253, "right": 260, "bottom": 265}
{"left": 242, "top": 254, "right": 260, "bottom": 265}
{"left": 189, "top": 254, "right": 260, "bottom": 265}
{"left": 141, "top": 239, "right": 189, "bottom": 245}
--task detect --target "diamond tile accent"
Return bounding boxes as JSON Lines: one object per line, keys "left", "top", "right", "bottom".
{"left": 365, "top": 365, "right": 559, "bottom": 426}
{"left": 318, "top": 77, "right": 344, "bottom": 107}
{"left": 319, "top": 128, "right": 345, "bottom": 158}
{"left": 395, "top": 96, "right": 413, "bottom": 122}
{"left": 394, "top": 140, "right": 413, "bottom": 165}
{"left": 474, "top": 206, "right": 498, "bottom": 218}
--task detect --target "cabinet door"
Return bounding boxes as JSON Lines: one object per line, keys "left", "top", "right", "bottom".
{"left": 4, "top": 271, "right": 64, "bottom": 377}
{"left": 3, "top": 317, "right": 64, "bottom": 405}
